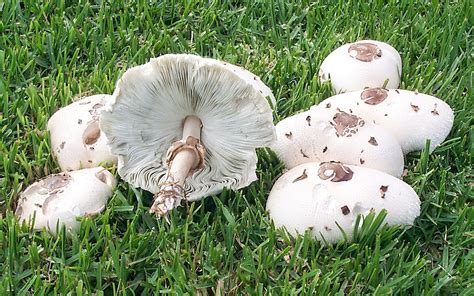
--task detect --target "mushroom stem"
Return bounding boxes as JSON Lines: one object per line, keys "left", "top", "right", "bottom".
{"left": 150, "top": 115, "right": 204, "bottom": 217}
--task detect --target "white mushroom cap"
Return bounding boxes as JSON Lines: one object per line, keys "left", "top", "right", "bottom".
{"left": 271, "top": 106, "right": 404, "bottom": 177}
{"left": 319, "top": 40, "right": 402, "bottom": 93}
{"left": 47, "top": 94, "right": 118, "bottom": 171}
{"left": 15, "top": 167, "right": 116, "bottom": 234}
{"left": 266, "top": 162, "right": 420, "bottom": 244}
{"left": 101, "top": 54, "right": 276, "bottom": 201}
{"left": 318, "top": 88, "right": 454, "bottom": 153}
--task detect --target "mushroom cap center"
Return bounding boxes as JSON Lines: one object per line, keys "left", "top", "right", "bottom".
{"left": 348, "top": 43, "right": 382, "bottom": 62}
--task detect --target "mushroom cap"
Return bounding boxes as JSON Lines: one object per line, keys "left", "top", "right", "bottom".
{"left": 318, "top": 88, "right": 454, "bottom": 153}
{"left": 319, "top": 40, "right": 402, "bottom": 93}
{"left": 271, "top": 107, "right": 404, "bottom": 176}
{"left": 15, "top": 167, "right": 116, "bottom": 233}
{"left": 47, "top": 94, "right": 118, "bottom": 171}
{"left": 101, "top": 54, "right": 276, "bottom": 200}
{"left": 266, "top": 162, "right": 420, "bottom": 244}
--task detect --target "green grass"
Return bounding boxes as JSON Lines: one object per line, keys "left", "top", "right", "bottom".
{"left": 0, "top": 0, "right": 472, "bottom": 294}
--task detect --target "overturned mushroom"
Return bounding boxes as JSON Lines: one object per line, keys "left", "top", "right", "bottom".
{"left": 101, "top": 54, "right": 276, "bottom": 217}
{"left": 271, "top": 106, "right": 404, "bottom": 177}
{"left": 318, "top": 88, "right": 454, "bottom": 153}
{"left": 47, "top": 94, "right": 117, "bottom": 171}
{"left": 266, "top": 162, "right": 420, "bottom": 244}
{"left": 15, "top": 167, "right": 116, "bottom": 234}
{"left": 319, "top": 40, "right": 402, "bottom": 93}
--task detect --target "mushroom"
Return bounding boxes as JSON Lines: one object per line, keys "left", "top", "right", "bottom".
{"left": 266, "top": 162, "right": 420, "bottom": 244}
{"left": 317, "top": 88, "right": 454, "bottom": 153}
{"left": 100, "top": 54, "right": 276, "bottom": 217}
{"left": 270, "top": 106, "right": 404, "bottom": 177}
{"left": 47, "top": 94, "right": 118, "bottom": 171}
{"left": 319, "top": 40, "right": 402, "bottom": 93}
{"left": 15, "top": 167, "right": 116, "bottom": 233}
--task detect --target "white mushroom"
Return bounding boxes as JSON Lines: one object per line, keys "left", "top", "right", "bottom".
{"left": 318, "top": 88, "right": 454, "bottom": 153}
{"left": 101, "top": 54, "right": 276, "bottom": 217}
{"left": 266, "top": 162, "right": 420, "bottom": 244}
{"left": 15, "top": 167, "right": 116, "bottom": 234}
{"left": 271, "top": 107, "right": 404, "bottom": 177}
{"left": 319, "top": 40, "right": 402, "bottom": 93}
{"left": 47, "top": 94, "right": 117, "bottom": 171}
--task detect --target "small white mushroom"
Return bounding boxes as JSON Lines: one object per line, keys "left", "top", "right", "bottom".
{"left": 271, "top": 107, "right": 404, "bottom": 177}
{"left": 47, "top": 94, "right": 118, "bottom": 171}
{"left": 15, "top": 167, "right": 116, "bottom": 233}
{"left": 266, "top": 162, "right": 420, "bottom": 244}
{"left": 318, "top": 88, "right": 454, "bottom": 153}
{"left": 319, "top": 40, "right": 402, "bottom": 93}
{"left": 101, "top": 54, "right": 276, "bottom": 217}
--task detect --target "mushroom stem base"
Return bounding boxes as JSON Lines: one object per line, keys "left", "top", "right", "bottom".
{"left": 150, "top": 181, "right": 185, "bottom": 217}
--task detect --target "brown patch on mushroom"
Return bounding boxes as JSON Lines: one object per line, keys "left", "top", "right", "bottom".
{"left": 285, "top": 132, "right": 293, "bottom": 139}
{"left": 341, "top": 205, "right": 350, "bottom": 215}
{"left": 95, "top": 172, "right": 107, "bottom": 184}
{"left": 34, "top": 203, "right": 42, "bottom": 208}
{"left": 348, "top": 42, "right": 382, "bottom": 62}
{"left": 88, "top": 160, "right": 93, "bottom": 163}
{"left": 323, "top": 146, "right": 328, "bottom": 153}
{"left": 78, "top": 119, "right": 82, "bottom": 124}
{"left": 395, "top": 89, "right": 400, "bottom": 94}
{"left": 318, "top": 162, "right": 354, "bottom": 182}
{"left": 292, "top": 169, "right": 308, "bottom": 183}
{"left": 360, "top": 88, "right": 388, "bottom": 105}
{"left": 324, "top": 226, "right": 332, "bottom": 231}
{"left": 308, "top": 226, "right": 314, "bottom": 231}
{"left": 431, "top": 103, "right": 439, "bottom": 115}
{"left": 306, "top": 115, "right": 311, "bottom": 126}
{"left": 410, "top": 103, "right": 420, "bottom": 112}
{"left": 349, "top": 109, "right": 353, "bottom": 113}
{"left": 325, "top": 103, "right": 331, "bottom": 108}
{"left": 360, "top": 158, "right": 365, "bottom": 164}
{"left": 83, "top": 121, "right": 101, "bottom": 145}
{"left": 92, "top": 103, "right": 104, "bottom": 109}
{"left": 59, "top": 141, "right": 65, "bottom": 149}
{"left": 414, "top": 90, "right": 419, "bottom": 95}
{"left": 300, "top": 149, "right": 309, "bottom": 158}
{"left": 42, "top": 173, "right": 71, "bottom": 191}
{"left": 79, "top": 100, "right": 91, "bottom": 105}
{"left": 253, "top": 76, "right": 257, "bottom": 80}
{"left": 379, "top": 185, "right": 389, "bottom": 198}
{"left": 384, "top": 114, "right": 388, "bottom": 117}
{"left": 331, "top": 111, "right": 364, "bottom": 137}
{"left": 368, "top": 137, "right": 378, "bottom": 146}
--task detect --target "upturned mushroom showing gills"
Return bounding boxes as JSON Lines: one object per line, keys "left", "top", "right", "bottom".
{"left": 15, "top": 167, "right": 116, "bottom": 234}
{"left": 318, "top": 88, "right": 454, "bottom": 153}
{"left": 47, "top": 94, "right": 118, "bottom": 171}
{"left": 271, "top": 106, "right": 404, "bottom": 177}
{"left": 100, "top": 54, "right": 276, "bottom": 217}
{"left": 319, "top": 40, "right": 402, "bottom": 93}
{"left": 266, "top": 162, "right": 420, "bottom": 244}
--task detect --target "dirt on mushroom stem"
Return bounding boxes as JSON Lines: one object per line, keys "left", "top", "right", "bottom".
{"left": 150, "top": 115, "right": 206, "bottom": 217}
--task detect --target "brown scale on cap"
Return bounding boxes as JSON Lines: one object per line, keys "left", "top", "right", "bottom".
{"left": 431, "top": 103, "right": 439, "bottom": 115}
{"left": 360, "top": 158, "right": 365, "bottom": 164}
{"left": 300, "top": 149, "right": 309, "bottom": 158}
{"left": 411, "top": 103, "right": 420, "bottom": 112}
{"left": 360, "top": 88, "right": 388, "bottom": 105}
{"left": 331, "top": 111, "right": 365, "bottom": 137}
{"left": 318, "top": 162, "right": 354, "bottom": 182}
{"left": 60, "top": 141, "right": 66, "bottom": 149}
{"left": 78, "top": 119, "right": 82, "bottom": 124}
{"left": 395, "top": 89, "right": 400, "bottom": 94}
{"left": 341, "top": 205, "right": 350, "bottom": 215}
{"left": 306, "top": 115, "right": 311, "bottom": 126}
{"left": 323, "top": 146, "right": 328, "bottom": 153}
{"left": 380, "top": 185, "right": 389, "bottom": 198}
{"left": 325, "top": 103, "right": 331, "bottom": 108}
{"left": 324, "top": 226, "right": 332, "bottom": 231}
{"left": 348, "top": 43, "right": 382, "bottom": 62}
{"left": 292, "top": 169, "right": 308, "bottom": 183}
{"left": 285, "top": 132, "right": 293, "bottom": 139}
{"left": 368, "top": 136, "right": 378, "bottom": 146}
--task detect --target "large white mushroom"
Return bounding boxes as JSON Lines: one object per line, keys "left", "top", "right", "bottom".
{"left": 319, "top": 40, "right": 402, "bottom": 93}
{"left": 101, "top": 54, "right": 276, "bottom": 217}
{"left": 47, "top": 94, "right": 117, "bottom": 171}
{"left": 266, "top": 162, "right": 421, "bottom": 244}
{"left": 271, "top": 106, "right": 404, "bottom": 177}
{"left": 318, "top": 88, "right": 454, "bottom": 153}
{"left": 15, "top": 167, "right": 116, "bottom": 234}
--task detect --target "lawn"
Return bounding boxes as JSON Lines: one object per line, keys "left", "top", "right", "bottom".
{"left": 0, "top": 0, "right": 472, "bottom": 294}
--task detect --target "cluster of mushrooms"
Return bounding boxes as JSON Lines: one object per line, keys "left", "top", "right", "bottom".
{"left": 16, "top": 40, "right": 454, "bottom": 244}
